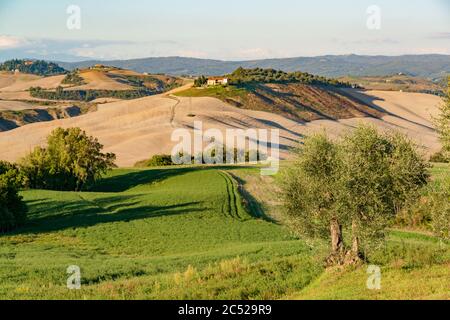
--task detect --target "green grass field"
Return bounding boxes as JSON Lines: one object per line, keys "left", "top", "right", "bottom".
{"left": 0, "top": 165, "right": 448, "bottom": 299}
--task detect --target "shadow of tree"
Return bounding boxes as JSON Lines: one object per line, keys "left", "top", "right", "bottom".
{"left": 6, "top": 193, "right": 204, "bottom": 236}
{"left": 88, "top": 166, "right": 255, "bottom": 193}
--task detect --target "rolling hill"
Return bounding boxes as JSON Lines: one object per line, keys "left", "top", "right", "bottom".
{"left": 0, "top": 67, "right": 183, "bottom": 131}
{"left": 0, "top": 88, "right": 442, "bottom": 167}
{"left": 57, "top": 54, "right": 450, "bottom": 80}
{"left": 339, "top": 74, "right": 446, "bottom": 96}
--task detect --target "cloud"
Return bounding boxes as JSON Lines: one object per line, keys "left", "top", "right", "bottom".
{"left": 428, "top": 32, "right": 450, "bottom": 39}
{"left": 0, "top": 35, "right": 26, "bottom": 48}
{"left": 333, "top": 38, "right": 400, "bottom": 46}
{"left": 0, "top": 36, "right": 184, "bottom": 61}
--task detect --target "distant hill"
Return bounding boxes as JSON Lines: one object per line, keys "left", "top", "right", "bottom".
{"left": 0, "top": 59, "right": 67, "bottom": 76}
{"left": 339, "top": 74, "right": 446, "bottom": 96}
{"left": 57, "top": 54, "right": 450, "bottom": 80}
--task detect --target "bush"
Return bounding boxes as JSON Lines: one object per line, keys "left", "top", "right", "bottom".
{"left": 146, "top": 155, "right": 174, "bottom": 167}
{"left": 135, "top": 155, "right": 174, "bottom": 167}
{"left": 20, "top": 128, "right": 116, "bottom": 191}
{"left": 429, "top": 150, "right": 449, "bottom": 163}
{"left": 61, "top": 70, "right": 85, "bottom": 86}
{"left": 0, "top": 163, "right": 27, "bottom": 232}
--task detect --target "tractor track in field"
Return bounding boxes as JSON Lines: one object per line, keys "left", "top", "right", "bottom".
{"left": 219, "top": 171, "right": 243, "bottom": 220}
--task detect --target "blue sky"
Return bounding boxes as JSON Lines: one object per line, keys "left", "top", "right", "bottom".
{"left": 0, "top": 0, "right": 449, "bottom": 61}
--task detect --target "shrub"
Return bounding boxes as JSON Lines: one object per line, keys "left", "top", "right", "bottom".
{"left": 430, "top": 150, "right": 449, "bottom": 163}
{"left": 135, "top": 154, "right": 174, "bottom": 167}
{"left": 61, "top": 70, "right": 85, "bottom": 86}
{"left": 146, "top": 155, "right": 174, "bottom": 167}
{"left": 0, "top": 163, "right": 27, "bottom": 232}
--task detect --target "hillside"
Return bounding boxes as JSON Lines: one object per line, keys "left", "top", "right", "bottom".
{"left": 0, "top": 67, "right": 183, "bottom": 131}
{"left": 176, "top": 83, "right": 383, "bottom": 122}
{"left": 57, "top": 54, "right": 450, "bottom": 80}
{"left": 339, "top": 74, "right": 446, "bottom": 96}
{"left": 0, "top": 88, "right": 442, "bottom": 167}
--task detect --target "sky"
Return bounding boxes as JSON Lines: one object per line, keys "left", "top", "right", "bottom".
{"left": 0, "top": 0, "right": 449, "bottom": 61}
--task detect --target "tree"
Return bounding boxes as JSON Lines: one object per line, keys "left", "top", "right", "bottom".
{"left": 20, "top": 128, "right": 116, "bottom": 191}
{"left": 280, "top": 133, "right": 346, "bottom": 264}
{"left": 281, "top": 126, "right": 429, "bottom": 265}
{"left": 0, "top": 162, "right": 27, "bottom": 232}
{"left": 340, "top": 126, "right": 429, "bottom": 261}
{"left": 435, "top": 77, "right": 450, "bottom": 160}
{"left": 194, "top": 76, "right": 207, "bottom": 87}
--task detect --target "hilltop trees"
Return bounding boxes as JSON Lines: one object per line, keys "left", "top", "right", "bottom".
{"left": 0, "top": 161, "right": 27, "bottom": 232}
{"left": 0, "top": 59, "right": 66, "bottom": 76}
{"left": 20, "top": 128, "right": 116, "bottom": 191}
{"left": 227, "top": 67, "right": 352, "bottom": 87}
{"left": 281, "top": 125, "right": 429, "bottom": 265}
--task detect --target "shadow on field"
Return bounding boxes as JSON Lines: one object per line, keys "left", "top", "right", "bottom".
{"left": 89, "top": 166, "right": 250, "bottom": 193}
{"left": 7, "top": 194, "right": 204, "bottom": 235}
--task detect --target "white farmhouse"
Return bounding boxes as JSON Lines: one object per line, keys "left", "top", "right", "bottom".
{"left": 207, "top": 77, "right": 229, "bottom": 86}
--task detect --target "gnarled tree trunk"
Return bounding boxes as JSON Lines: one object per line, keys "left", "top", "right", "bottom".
{"left": 327, "top": 217, "right": 345, "bottom": 266}
{"left": 345, "top": 219, "right": 363, "bottom": 265}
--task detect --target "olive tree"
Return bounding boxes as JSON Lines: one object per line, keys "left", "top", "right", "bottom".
{"left": 281, "top": 126, "right": 429, "bottom": 265}
{"left": 340, "top": 126, "right": 429, "bottom": 261}
{"left": 280, "top": 133, "right": 347, "bottom": 264}
{"left": 435, "top": 78, "right": 450, "bottom": 160}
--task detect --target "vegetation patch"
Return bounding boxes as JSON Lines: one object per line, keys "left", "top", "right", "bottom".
{"left": 0, "top": 59, "right": 66, "bottom": 76}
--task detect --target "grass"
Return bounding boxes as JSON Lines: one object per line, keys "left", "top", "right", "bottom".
{"left": 0, "top": 164, "right": 448, "bottom": 300}
{"left": 0, "top": 166, "right": 326, "bottom": 299}
{"left": 292, "top": 229, "right": 450, "bottom": 300}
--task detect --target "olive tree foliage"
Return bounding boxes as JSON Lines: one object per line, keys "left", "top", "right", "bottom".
{"left": 20, "top": 128, "right": 116, "bottom": 191}
{"left": 429, "top": 183, "right": 450, "bottom": 241}
{"left": 435, "top": 78, "right": 450, "bottom": 160}
{"left": 0, "top": 161, "right": 27, "bottom": 232}
{"left": 340, "top": 127, "right": 429, "bottom": 261}
{"left": 429, "top": 78, "right": 450, "bottom": 240}
{"left": 279, "top": 133, "right": 347, "bottom": 264}
{"left": 280, "top": 125, "right": 429, "bottom": 265}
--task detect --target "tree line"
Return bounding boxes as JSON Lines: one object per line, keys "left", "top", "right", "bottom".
{"left": 0, "top": 59, "right": 66, "bottom": 76}
{"left": 29, "top": 86, "right": 153, "bottom": 101}
{"left": 228, "top": 67, "right": 352, "bottom": 87}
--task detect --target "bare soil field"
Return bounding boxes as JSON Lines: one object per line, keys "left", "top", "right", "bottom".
{"left": 0, "top": 89, "right": 442, "bottom": 167}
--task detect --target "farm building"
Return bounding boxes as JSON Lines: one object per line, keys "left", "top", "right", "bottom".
{"left": 207, "top": 77, "right": 229, "bottom": 86}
